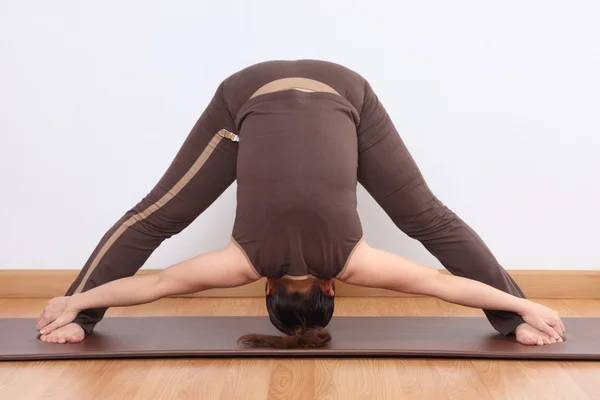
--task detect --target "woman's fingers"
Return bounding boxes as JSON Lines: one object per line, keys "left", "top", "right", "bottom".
{"left": 36, "top": 297, "right": 74, "bottom": 331}
{"left": 36, "top": 310, "right": 46, "bottom": 329}
{"left": 36, "top": 310, "right": 53, "bottom": 331}
{"left": 528, "top": 316, "right": 561, "bottom": 340}
{"left": 40, "top": 311, "right": 78, "bottom": 335}
{"left": 549, "top": 319, "right": 564, "bottom": 336}
{"left": 547, "top": 311, "right": 564, "bottom": 336}
{"left": 40, "top": 319, "right": 62, "bottom": 335}
{"left": 542, "top": 323, "right": 561, "bottom": 340}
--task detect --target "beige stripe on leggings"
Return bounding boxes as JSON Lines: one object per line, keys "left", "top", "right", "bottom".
{"left": 74, "top": 132, "right": 226, "bottom": 293}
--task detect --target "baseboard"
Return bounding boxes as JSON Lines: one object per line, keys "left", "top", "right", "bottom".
{"left": 0, "top": 270, "right": 598, "bottom": 299}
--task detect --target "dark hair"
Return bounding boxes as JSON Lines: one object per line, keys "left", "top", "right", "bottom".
{"left": 238, "top": 281, "right": 335, "bottom": 349}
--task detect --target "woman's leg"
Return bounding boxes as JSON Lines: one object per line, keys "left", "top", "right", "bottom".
{"left": 356, "top": 84, "right": 525, "bottom": 335}
{"left": 65, "top": 83, "right": 239, "bottom": 334}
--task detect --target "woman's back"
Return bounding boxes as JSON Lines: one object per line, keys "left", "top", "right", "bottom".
{"left": 226, "top": 61, "right": 367, "bottom": 280}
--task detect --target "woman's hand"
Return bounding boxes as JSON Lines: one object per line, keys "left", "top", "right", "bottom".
{"left": 36, "top": 296, "right": 80, "bottom": 335}
{"left": 519, "top": 300, "right": 566, "bottom": 340}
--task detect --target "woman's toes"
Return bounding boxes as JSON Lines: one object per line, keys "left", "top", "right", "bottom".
{"left": 69, "top": 335, "right": 83, "bottom": 344}
{"left": 525, "top": 335, "right": 537, "bottom": 345}
{"left": 543, "top": 337, "right": 551, "bottom": 345}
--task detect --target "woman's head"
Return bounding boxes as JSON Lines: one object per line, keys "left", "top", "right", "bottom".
{"left": 237, "top": 277, "right": 335, "bottom": 349}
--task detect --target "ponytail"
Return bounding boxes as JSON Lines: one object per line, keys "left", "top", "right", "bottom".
{"left": 238, "top": 327, "right": 331, "bottom": 349}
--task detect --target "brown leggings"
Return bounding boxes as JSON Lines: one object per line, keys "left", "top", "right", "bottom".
{"left": 66, "top": 79, "right": 525, "bottom": 337}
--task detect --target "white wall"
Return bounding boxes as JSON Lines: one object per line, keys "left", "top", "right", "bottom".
{"left": 1, "top": 1, "right": 599, "bottom": 270}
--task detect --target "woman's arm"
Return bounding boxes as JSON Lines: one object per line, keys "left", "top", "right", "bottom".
{"left": 37, "top": 242, "right": 259, "bottom": 334}
{"left": 72, "top": 246, "right": 255, "bottom": 310}
{"left": 339, "top": 241, "right": 565, "bottom": 338}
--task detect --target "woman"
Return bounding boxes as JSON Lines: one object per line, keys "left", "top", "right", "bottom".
{"left": 37, "top": 60, "right": 565, "bottom": 346}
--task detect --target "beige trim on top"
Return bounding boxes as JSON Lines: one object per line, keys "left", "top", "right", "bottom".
{"left": 281, "top": 274, "right": 315, "bottom": 280}
{"left": 230, "top": 237, "right": 262, "bottom": 279}
{"left": 73, "top": 132, "right": 226, "bottom": 294}
{"left": 335, "top": 237, "right": 365, "bottom": 280}
{"left": 250, "top": 77, "right": 341, "bottom": 99}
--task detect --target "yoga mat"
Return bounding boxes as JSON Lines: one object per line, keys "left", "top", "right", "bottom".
{"left": 1, "top": 317, "right": 598, "bottom": 361}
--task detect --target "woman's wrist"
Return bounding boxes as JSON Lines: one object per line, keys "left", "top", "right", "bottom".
{"left": 515, "top": 298, "right": 533, "bottom": 316}
{"left": 67, "top": 294, "right": 84, "bottom": 313}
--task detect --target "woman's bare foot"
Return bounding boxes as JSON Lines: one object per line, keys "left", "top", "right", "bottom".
{"left": 39, "top": 323, "right": 85, "bottom": 344}
{"left": 515, "top": 322, "right": 562, "bottom": 346}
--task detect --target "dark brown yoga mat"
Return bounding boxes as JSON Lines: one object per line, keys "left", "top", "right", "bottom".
{"left": 1, "top": 317, "right": 598, "bottom": 361}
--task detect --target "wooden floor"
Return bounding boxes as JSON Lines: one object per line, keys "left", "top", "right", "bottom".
{"left": 1, "top": 298, "right": 599, "bottom": 400}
